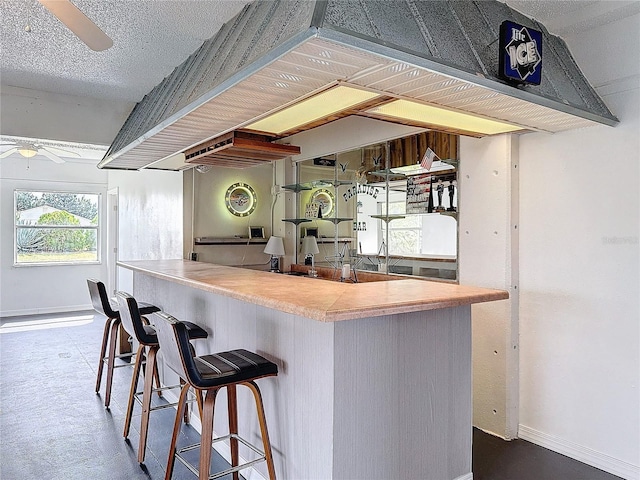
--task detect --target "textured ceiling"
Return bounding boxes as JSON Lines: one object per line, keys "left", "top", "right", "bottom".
{"left": 505, "top": 0, "right": 639, "bottom": 35}
{"left": 0, "top": 0, "right": 248, "bottom": 102}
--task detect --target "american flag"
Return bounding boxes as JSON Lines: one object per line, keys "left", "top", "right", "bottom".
{"left": 420, "top": 147, "right": 439, "bottom": 170}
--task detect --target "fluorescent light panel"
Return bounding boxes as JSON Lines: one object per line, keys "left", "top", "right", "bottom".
{"left": 366, "top": 99, "right": 523, "bottom": 135}
{"left": 246, "top": 85, "right": 381, "bottom": 135}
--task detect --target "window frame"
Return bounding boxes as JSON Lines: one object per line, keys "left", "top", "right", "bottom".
{"left": 13, "top": 189, "right": 102, "bottom": 267}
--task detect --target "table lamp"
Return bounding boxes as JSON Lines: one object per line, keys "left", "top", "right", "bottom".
{"left": 301, "top": 235, "right": 320, "bottom": 277}
{"left": 264, "top": 236, "right": 285, "bottom": 273}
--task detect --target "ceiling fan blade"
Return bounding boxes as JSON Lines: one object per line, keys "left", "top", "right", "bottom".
{"left": 0, "top": 147, "right": 18, "bottom": 159}
{"left": 43, "top": 145, "right": 80, "bottom": 158}
{"left": 39, "top": 148, "right": 66, "bottom": 164}
{"left": 38, "top": 0, "right": 113, "bottom": 52}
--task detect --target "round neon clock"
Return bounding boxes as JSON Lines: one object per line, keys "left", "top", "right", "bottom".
{"left": 225, "top": 182, "right": 257, "bottom": 217}
{"left": 311, "top": 188, "right": 334, "bottom": 218}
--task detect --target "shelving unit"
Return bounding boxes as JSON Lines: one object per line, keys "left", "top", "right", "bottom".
{"left": 284, "top": 168, "right": 355, "bottom": 269}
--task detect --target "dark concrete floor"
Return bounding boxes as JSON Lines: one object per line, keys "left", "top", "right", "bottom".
{"left": 0, "top": 311, "right": 237, "bottom": 480}
{"left": 473, "top": 428, "right": 623, "bottom": 480}
{"left": 0, "top": 311, "right": 624, "bottom": 480}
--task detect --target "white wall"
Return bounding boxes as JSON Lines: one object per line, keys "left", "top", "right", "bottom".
{"left": 0, "top": 86, "right": 133, "bottom": 145}
{"left": 0, "top": 156, "right": 108, "bottom": 316}
{"left": 0, "top": 156, "right": 185, "bottom": 317}
{"left": 108, "top": 169, "right": 183, "bottom": 293}
{"left": 184, "top": 163, "right": 276, "bottom": 268}
{"left": 517, "top": 14, "right": 640, "bottom": 479}
{"left": 459, "top": 134, "right": 519, "bottom": 439}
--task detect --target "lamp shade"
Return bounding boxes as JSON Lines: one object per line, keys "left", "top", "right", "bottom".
{"left": 301, "top": 235, "right": 319, "bottom": 255}
{"left": 18, "top": 147, "right": 38, "bottom": 158}
{"left": 264, "top": 236, "right": 285, "bottom": 256}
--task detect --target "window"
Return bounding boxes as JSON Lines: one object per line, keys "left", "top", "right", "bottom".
{"left": 379, "top": 200, "right": 422, "bottom": 256}
{"left": 14, "top": 190, "right": 101, "bottom": 265}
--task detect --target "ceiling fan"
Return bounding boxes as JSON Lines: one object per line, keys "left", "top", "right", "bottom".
{"left": 0, "top": 142, "right": 80, "bottom": 164}
{"left": 38, "top": 0, "right": 113, "bottom": 52}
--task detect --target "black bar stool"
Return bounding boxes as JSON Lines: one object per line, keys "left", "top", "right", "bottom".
{"left": 87, "top": 278, "right": 160, "bottom": 408}
{"left": 152, "top": 311, "right": 278, "bottom": 480}
{"left": 116, "top": 292, "right": 208, "bottom": 463}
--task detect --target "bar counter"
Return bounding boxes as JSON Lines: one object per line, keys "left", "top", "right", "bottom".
{"left": 118, "top": 259, "right": 508, "bottom": 480}
{"left": 117, "top": 259, "right": 507, "bottom": 322}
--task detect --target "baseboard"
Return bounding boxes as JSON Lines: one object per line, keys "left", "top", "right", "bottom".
{"left": 453, "top": 473, "right": 473, "bottom": 480}
{"left": 519, "top": 425, "right": 639, "bottom": 480}
{"left": 0, "top": 304, "right": 93, "bottom": 318}
{"left": 161, "top": 388, "right": 267, "bottom": 480}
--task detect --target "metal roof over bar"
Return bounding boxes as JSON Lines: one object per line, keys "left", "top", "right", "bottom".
{"left": 99, "top": 0, "right": 618, "bottom": 171}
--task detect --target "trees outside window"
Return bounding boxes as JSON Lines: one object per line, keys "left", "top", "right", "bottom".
{"left": 14, "top": 190, "right": 100, "bottom": 265}
{"left": 379, "top": 200, "right": 422, "bottom": 256}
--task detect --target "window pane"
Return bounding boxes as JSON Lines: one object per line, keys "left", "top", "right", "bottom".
{"left": 15, "top": 191, "right": 99, "bottom": 226}
{"left": 15, "top": 191, "right": 100, "bottom": 265}
{"left": 388, "top": 230, "right": 420, "bottom": 255}
{"left": 16, "top": 227, "right": 98, "bottom": 263}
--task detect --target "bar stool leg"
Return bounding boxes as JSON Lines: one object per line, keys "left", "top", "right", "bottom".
{"left": 244, "top": 381, "right": 277, "bottom": 480}
{"left": 141, "top": 315, "right": 163, "bottom": 398}
{"left": 138, "top": 345, "right": 158, "bottom": 463}
{"left": 152, "top": 355, "right": 162, "bottom": 398}
{"left": 104, "top": 318, "right": 121, "bottom": 408}
{"left": 123, "top": 344, "right": 145, "bottom": 439}
{"left": 195, "top": 389, "right": 204, "bottom": 423}
{"left": 227, "top": 385, "right": 240, "bottom": 480}
{"left": 199, "top": 388, "right": 219, "bottom": 480}
{"left": 95, "top": 316, "right": 114, "bottom": 393}
{"left": 165, "top": 383, "right": 191, "bottom": 480}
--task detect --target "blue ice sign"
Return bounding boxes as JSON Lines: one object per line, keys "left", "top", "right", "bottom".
{"left": 499, "top": 21, "right": 542, "bottom": 85}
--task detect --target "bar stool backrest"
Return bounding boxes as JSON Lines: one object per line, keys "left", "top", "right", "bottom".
{"left": 115, "top": 292, "right": 157, "bottom": 345}
{"left": 151, "top": 311, "right": 202, "bottom": 387}
{"left": 87, "top": 278, "right": 118, "bottom": 319}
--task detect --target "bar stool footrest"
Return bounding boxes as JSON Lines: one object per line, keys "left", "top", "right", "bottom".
{"left": 132, "top": 384, "right": 198, "bottom": 410}
{"left": 175, "top": 433, "right": 267, "bottom": 480}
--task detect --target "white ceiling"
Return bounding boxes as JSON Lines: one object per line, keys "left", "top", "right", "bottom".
{"left": 0, "top": 0, "right": 636, "bottom": 158}
{"left": 1, "top": 0, "right": 248, "bottom": 103}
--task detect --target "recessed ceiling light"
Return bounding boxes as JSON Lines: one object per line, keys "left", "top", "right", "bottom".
{"left": 366, "top": 99, "right": 524, "bottom": 135}
{"left": 245, "top": 85, "right": 381, "bottom": 135}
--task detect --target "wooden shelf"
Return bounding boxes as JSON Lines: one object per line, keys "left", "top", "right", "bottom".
{"left": 185, "top": 131, "right": 300, "bottom": 169}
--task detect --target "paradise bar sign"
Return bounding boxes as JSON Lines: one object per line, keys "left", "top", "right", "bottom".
{"left": 499, "top": 20, "right": 542, "bottom": 85}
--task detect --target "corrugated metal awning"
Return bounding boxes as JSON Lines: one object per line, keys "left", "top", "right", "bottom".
{"left": 99, "top": 0, "right": 617, "bottom": 171}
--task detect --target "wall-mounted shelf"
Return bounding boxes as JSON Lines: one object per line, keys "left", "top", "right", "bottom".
{"left": 282, "top": 180, "right": 337, "bottom": 192}
{"left": 320, "top": 217, "right": 353, "bottom": 225}
{"left": 370, "top": 214, "right": 405, "bottom": 223}
{"left": 370, "top": 212, "right": 457, "bottom": 221}
{"left": 281, "top": 183, "right": 313, "bottom": 193}
{"left": 369, "top": 169, "right": 406, "bottom": 181}
{"left": 194, "top": 237, "right": 268, "bottom": 245}
{"left": 282, "top": 217, "right": 353, "bottom": 225}
{"left": 439, "top": 211, "right": 458, "bottom": 218}
{"left": 316, "top": 179, "right": 353, "bottom": 187}
{"left": 282, "top": 218, "right": 312, "bottom": 225}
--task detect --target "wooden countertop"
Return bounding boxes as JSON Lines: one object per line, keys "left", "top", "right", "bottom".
{"left": 118, "top": 259, "right": 508, "bottom": 322}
